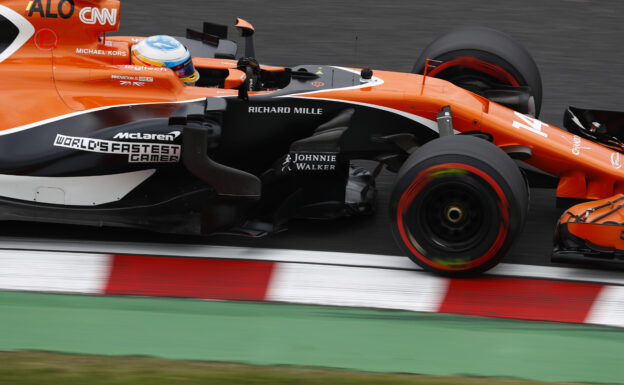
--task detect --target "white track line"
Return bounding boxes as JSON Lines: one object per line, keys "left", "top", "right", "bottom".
{"left": 0, "top": 237, "right": 623, "bottom": 285}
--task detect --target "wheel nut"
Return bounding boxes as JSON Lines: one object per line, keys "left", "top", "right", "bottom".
{"left": 445, "top": 205, "right": 463, "bottom": 224}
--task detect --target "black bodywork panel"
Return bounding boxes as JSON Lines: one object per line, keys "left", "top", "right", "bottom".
{"left": 564, "top": 106, "right": 624, "bottom": 153}
{"left": 0, "top": 66, "right": 436, "bottom": 235}
{"left": 0, "top": 13, "right": 19, "bottom": 55}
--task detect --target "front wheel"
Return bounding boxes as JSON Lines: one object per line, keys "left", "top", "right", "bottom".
{"left": 413, "top": 26, "right": 542, "bottom": 117}
{"left": 389, "top": 135, "right": 528, "bottom": 277}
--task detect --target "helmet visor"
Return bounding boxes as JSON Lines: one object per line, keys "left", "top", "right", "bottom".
{"left": 170, "top": 57, "right": 196, "bottom": 79}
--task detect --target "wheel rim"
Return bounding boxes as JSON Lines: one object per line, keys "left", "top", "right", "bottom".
{"left": 396, "top": 163, "right": 510, "bottom": 271}
{"left": 420, "top": 180, "right": 486, "bottom": 252}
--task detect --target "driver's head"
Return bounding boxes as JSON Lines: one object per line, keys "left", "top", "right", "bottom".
{"left": 131, "top": 35, "right": 199, "bottom": 86}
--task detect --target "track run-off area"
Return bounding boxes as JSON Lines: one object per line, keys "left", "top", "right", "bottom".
{"left": 2, "top": 241, "right": 624, "bottom": 383}
{"left": 2, "top": 242, "right": 624, "bottom": 383}
{"left": 2, "top": 291, "right": 624, "bottom": 384}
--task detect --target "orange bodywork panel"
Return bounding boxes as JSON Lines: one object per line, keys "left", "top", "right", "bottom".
{"left": 558, "top": 194, "right": 624, "bottom": 251}
{"left": 223, "top": 69, "right": 246, "bottom": 89}
{"left": 0, "top": 0, "right": 272, "bottom": 127}
{"left": 296, "top": 70, "right": 624, "bottom": 201}
{"left": 235, "top": 18, "right": 254, "bottom": 34}
{"left": 567, "top": 223, "right": 624, "bottom": 250}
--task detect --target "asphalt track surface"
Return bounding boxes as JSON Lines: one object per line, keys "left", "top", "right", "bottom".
{"left": 6, "top": 1, "right": 624, "bottom": 270}
{"left": 3, "top": 291, "right": 624, "bottom": 384}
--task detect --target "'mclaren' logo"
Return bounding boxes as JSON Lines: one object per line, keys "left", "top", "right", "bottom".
{"left": 113, "top": 131, "right": 181, "bottom": 142}
{"left": 79, "top": 7, "right": 117, "bottom": 26}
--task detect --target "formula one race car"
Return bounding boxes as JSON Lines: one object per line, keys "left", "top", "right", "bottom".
{"left": 1, "top": 0, "right": 623, "bottom": 276}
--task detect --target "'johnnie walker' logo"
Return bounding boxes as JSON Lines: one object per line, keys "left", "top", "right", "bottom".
{"left": 282, "top": 153, "right": 338, "bottom": 172}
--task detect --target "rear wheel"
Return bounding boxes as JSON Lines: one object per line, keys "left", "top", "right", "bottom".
{"left": 390, "top": 135, "right": 528, "bottom": 277}
{"left": 413, "top": 26, "right": 542, "bottom": 117}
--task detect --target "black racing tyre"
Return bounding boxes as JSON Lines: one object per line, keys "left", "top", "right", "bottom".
{"left": 412, "top": 26, "right": 542, "bottom": 117}
{"left": 389, "top": 135, "right": 528, "bottom": 277}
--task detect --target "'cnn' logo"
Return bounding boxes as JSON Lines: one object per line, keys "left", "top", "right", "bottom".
{"left": 79, "top": 7, "right": 117, "bottom": 26}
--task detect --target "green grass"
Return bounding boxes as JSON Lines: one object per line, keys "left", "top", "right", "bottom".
{"left": 0, "top": 351, "right": 591, "bottom": 385}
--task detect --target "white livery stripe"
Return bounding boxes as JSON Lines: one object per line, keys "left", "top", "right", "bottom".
{"left": 0, "top": 250, "right": 111, "bottom": 294}
{"left": 266, "top": 263, "right": 448, "bottom": 312}
{"left": 287, "top": 94, "right": 440, "bottom": 133}
{"left": 0, "top": 169, "right": 156, "bottom": 206}
{"left": 279, "top": 66, "right": 440, "bottom": 132}
{"left": 1, "top": 98, "right": 206, "bottom": 137}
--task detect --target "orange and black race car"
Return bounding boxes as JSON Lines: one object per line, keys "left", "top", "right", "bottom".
{"left": 1, "top": 0, "right": 623, "bottom": 276}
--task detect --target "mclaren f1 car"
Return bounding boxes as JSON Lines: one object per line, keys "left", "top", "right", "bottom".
{"left": 1, "top": 0, "right": 623, "bottom": 276}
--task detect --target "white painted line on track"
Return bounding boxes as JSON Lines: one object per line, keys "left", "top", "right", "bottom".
{"left": 489, "top": 263, "right": 624, "bottom": 286}
{"left": 0, "top": 237, "right": 416, "bottom": 269}
{"left": 0, "top": 237, "right": 623, "bottom": 285}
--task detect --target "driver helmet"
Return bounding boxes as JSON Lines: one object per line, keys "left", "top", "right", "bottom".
{"left": 131, "top": 35, "right": 199, "bottom": 86}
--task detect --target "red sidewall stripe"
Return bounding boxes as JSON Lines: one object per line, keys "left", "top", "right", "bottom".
{"left": 427, "top": 56, "right": 521, "bottom": 87}
{"left": 396, "top": 163, "right": 509, "bottom": 271}
{"left": 104, "top": 255, "right": 276, "bottom": 301}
